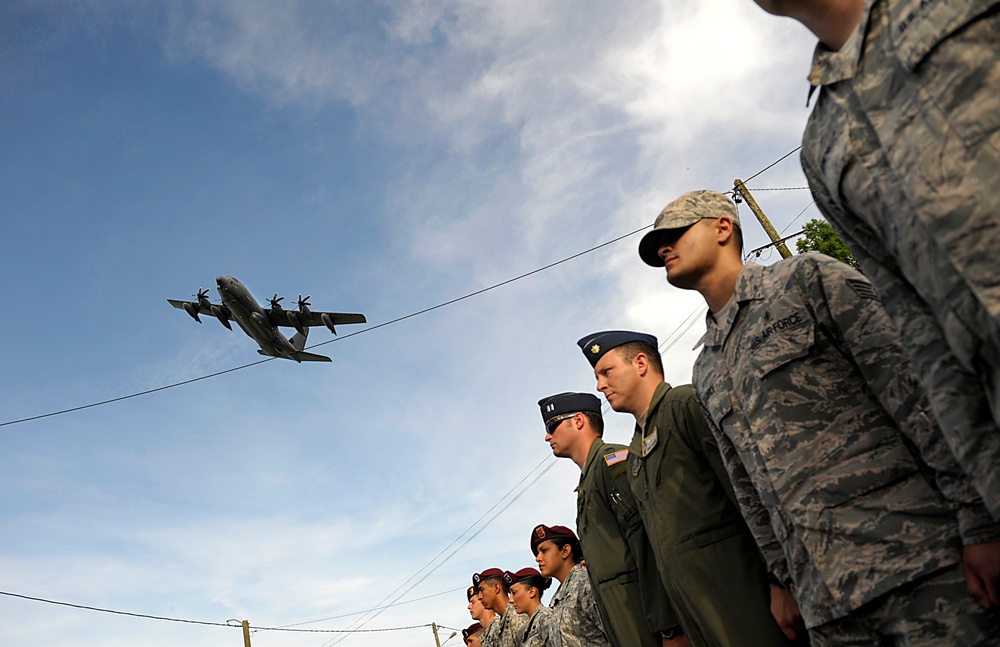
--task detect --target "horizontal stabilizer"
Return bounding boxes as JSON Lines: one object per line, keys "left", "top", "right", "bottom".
{"left": 257, "top": 349, "right": 332, "bottom": 362}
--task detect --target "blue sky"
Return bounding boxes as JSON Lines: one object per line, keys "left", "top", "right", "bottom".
{"left": 0, "top": 1, "right": 821, "bottom": 645}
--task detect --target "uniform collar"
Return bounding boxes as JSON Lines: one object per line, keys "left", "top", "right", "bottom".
{"left": 637, "top": 382, "right": 672, "bottom": 431}
{"left": 807, "top": 0, "right": 874, "bottom": 91}
{"left": 576, "top": 438, "right": 606, "bottom": 492}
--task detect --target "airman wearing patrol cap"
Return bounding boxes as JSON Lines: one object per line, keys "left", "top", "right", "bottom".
{"left": 537, "top": 391, "right": 673, "bottom": 647}
{"left": 577, "top": 330, "right": 795, "bottom": 647}
{"left": 474, "top": 567, "right": 527, "bottom": 647}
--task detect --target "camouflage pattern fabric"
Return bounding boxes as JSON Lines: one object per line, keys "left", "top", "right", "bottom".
{"left": 628, "top": 382, "right": 792, "bottom": 647}
{"left": 576, "top": 439, "right": 673, "bottom": 646}
{"left": 546, "top": 564, "right": 610, "bottom": 647}
{"left": 484, "top": 603, "right": 529, "bottom": 647}
{"left": 692, "top": 254, "right": 1000, "bottom": 631}
{"left": 808, "top": 563, "right": 1000, "bottom": 646}
{"left": 521, "top": 604, "right": 555, "bottom": 647}
{"left": 800, "top": 0, "right": 1000, "bottom": 517}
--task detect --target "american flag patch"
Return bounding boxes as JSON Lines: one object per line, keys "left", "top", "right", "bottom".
{"left": 604, "top": 449, "right": 628, "bottom": 466}
{"left": 847, "top": 279, "right": 879, "bottom": 300}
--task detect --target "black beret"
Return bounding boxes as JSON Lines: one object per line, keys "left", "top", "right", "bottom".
{"left": 537, "top": 392, "right": 602, "bottom": 423}
{"left": 577, "top": 330, "right": 658, "bottom": 368}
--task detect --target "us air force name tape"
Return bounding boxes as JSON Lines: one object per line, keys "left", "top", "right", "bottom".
{"left": 530, "top": 523, "right": 578, "bottom": 555}
{"left": 537, "top": 392, "right": 602, "bottom": 423}
{"left": 577, "top": 330, "right": 658, "bottom": 368}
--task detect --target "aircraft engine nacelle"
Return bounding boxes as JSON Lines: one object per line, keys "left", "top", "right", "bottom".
{"left": 183, "top": 302, "right": 203, "bottom": 323}
{"left": 286, "top": 311, "right": 306, "bottom": 336}
{"left": 321, "top": 313, "right": 337, "bottom": 335}
{"left": 211, "top": 305, "right": 233, "bottom": 331}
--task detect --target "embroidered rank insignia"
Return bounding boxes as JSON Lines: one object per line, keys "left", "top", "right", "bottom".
{"left": 631, "top": 456, "right": 641, "bottom": 477}
{"left": 603, "top": 449, "right": 628, "bottom": 466}
{"left": 642, "top": 427, "right": 658, "bottom": 457}
{"left": 847, "top": 278, "right": 879, "bottom": 300}
{"left": 590, "top": 344, "right": 600, "bottom": 354}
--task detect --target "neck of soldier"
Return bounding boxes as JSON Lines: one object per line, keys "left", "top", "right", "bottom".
{"left": 476, "top": 608, "right": 496, "bottom": 625}
{"left": 755, "top": 0, "right": 863, "bottom": 50}
{"left": 572, "top": 434, "right": 597, "bottom": 470}
{"left": 696, "top": 256, "right": 743, "bottom": 315}
{"left": 552, "top": 560, "right": 575, "bottom": 584}
{"left": 491, "top": 594, "right": 511, "bottom": 616}
{"left": 626, "top": 376, "right": 662, "bottom": 421}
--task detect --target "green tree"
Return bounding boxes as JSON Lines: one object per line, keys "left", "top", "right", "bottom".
{"left": 795, "top": 218, "right": 862, "bottom": 273}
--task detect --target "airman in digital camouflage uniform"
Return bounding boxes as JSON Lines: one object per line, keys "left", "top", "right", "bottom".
{"left": 476, "top": 568, "right": 529, "bottom": 647}
{"left": 532, "top": 524, "right": 611, "bottom": 647}
{"left": 639, "top": 189, "right": 1000, "bottom": 645}
{"left": 537, "top": 392, "right": 675, "bottom": 647}
{"left": 577, "top": 331, "right": 798, "bottom": 646}
{"left": 748, "top": 0, "right": 1000, "bottom": 518}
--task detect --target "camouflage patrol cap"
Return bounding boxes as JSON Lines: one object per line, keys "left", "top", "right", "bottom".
{"left": 530, "top": 523, "right": 578, "bottom": 555}
{"left": 577, "top": 330, "right": 658, "bottom": 368}
{"left": 537, "top": 392, "right": 601, "bottom": 423}
{"left": 463, "top": 622, "right": 484, "bottom": 641}
{"left": 638, "top": 190, "right": 741, "bottom": 267}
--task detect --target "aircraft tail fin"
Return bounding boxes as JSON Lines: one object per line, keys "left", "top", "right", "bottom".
{"left": 289, "top": 330, "right": 309, "bottom": 351}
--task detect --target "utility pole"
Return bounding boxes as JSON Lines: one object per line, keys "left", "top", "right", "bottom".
{"left": 733, "top": 179, "right": 792, "bottom": 259}
{"left": 432, "top": 621, "right": 442, "bottom": 647}
{"left": 242, "top": 620, "right": 252, "bottom": 647}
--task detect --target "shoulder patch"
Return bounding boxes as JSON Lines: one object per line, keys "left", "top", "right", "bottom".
{"left": 847, "top": 278, "right": 879, "bottom": 300}
{"left": 603, "top": 449, "right": 628, "bottom": 466}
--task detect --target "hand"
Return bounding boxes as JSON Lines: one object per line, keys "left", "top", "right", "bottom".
{"left": 769, "top": 583, "right": 806, "bottom": 640}
{"left": 963, "top": 541, "right": 1000, "bottom": 608}
{"left": 662, "top": 635, "right": 690, "bottom": 647}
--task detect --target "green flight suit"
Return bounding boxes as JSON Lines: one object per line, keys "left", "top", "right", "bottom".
{"left": 576, "top": 438, "right": 674, "bottom": 647}
{"left": 628, "top": 382, "right": 790, "bottom": 647}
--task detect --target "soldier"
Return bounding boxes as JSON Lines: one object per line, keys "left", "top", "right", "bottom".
{"left": 537, "top": 392, "right": 678, "bottom": 646}
{"left": 638, "top": 188, "right": 1000, "bottom": 644}
{"left": 532, "top": 524, "right": 611, "bottom": 647}
{"left": 465, "top": 622, "right": 486, "bottom": 647}
{"left": 746, "top": 0, "right": 1000, "bottom": 516}
{"left": 469, "top": 584, "right": 497, "bottom": 634}
{"left": 476, "top": 567, "right": 529, "bottom": 647}
{"left": 505, "top": 568, "right": 554, "bottom": 646}
{"left": 577, "top": 331, "right": 799, "bottom": 646}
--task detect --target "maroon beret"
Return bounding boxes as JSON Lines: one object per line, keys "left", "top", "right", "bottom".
{"left": 472, "top": 567, "right": 505, "bottom": 587}
{"left": 503, "top": 567, "right": 543, "bottom": 588}
{"left": 530, "top": 524, "right": 578, "bottom": 555}
{"left": 462, "top": 622, "right": 484, "bottom": 641}
{"left": 466, "top": 585, "right": 476, "bottom": 601}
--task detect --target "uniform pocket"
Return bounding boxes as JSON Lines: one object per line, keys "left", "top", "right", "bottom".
{"left": 749, "top": 321, "right": 815, "bottom": 379}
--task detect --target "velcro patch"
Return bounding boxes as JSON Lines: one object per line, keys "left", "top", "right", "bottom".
{"left": 603, "top": 449, "right": 628, "bottom": 466}
{"left": 847, "top": 278, "right": 879, "bottom": 300}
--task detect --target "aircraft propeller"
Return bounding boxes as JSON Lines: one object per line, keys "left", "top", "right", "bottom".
{"left": 194, "top": 288, "right": 211, "bottom": 302}
{"left": 269, "top": 294, "right": 285, "bottom": 310}
{"left": 296, "top": 295, "right": 312, "bottom": 313}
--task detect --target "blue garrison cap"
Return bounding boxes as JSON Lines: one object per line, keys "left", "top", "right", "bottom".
{"left": 577, "top": 330, "right": 658, "bottom": 368}
{"left": 537, "top": 392, "right": 602, "bottom": 423}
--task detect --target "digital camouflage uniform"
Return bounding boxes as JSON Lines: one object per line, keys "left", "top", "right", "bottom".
{"left": 576, "top": 438, "right": 673, "bottom": 647}
{"left": 629, "top": 382, "right": 792, "bottom": 647}
{"left": 483, "top": 603, "right": 529, "bottom": 647}
{"left": 693, "top": 254, "right": 1000, "bottom": 643}
{"left": 521, "top": 604, "right": 555, "bottom": 647}
{"left": 800, "top": 0, "right": 1000, "bottom": 517}
{"left": 546, "top": 563, "right": 610, "bottom": 647}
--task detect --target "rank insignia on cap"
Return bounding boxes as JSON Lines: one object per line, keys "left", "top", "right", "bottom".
{"left": 590, "top": 345, "right": 600, "bottom": 354}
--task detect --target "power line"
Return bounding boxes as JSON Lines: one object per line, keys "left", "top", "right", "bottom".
{"left": 742, "top": 146, "right": 802, "bottom": 184}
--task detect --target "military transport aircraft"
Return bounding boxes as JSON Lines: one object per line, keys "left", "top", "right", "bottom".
{"left": 168, "top": 276, "right": 366, "bottom": 362}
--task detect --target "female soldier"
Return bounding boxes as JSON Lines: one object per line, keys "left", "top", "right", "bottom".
{"left": 532, "top": 524, "right": 610, "bottom": 647}
{"left": 505, "top": 567, "right": 554, "bottom": 646}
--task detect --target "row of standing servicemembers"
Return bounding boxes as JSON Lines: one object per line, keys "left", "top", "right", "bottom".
{"left": 472, "top": 0, "right": 1000, "bottom": 641}
{"left": 464, "top": 185, "right": 1000, "bottom": 647}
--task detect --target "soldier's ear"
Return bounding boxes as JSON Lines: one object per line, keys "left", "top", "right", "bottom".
{"left": 633, "top": 352, "right": 650, "bottom": 377}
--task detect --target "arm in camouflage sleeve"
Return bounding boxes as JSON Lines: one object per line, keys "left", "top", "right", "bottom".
{"left": 605, "top": 463, "right": 679, "bottom": 632}
{"left": 804, "top": 252, "right": 1000, "bottom": 543}
{"left": 696, "top": 399, "right": 790, "bottom": 580}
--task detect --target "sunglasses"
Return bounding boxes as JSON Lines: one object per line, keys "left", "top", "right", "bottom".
{"left": 545, "top": 413, "right": 578, "bottom": 435}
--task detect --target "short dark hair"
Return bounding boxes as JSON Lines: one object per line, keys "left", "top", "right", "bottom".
{"left": 480, "top": 575, "right": 506, "bottom": 592}
{"left": 616, "top": 341, "right": 664, "bottom": 377}
{"left": 581, "top": 410, "right": 604, "bottom": 436}
{"left": 516, "top": 574, "right": 553, "bottom": 595}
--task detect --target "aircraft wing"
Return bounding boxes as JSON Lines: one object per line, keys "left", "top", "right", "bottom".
{"left": 266, "top": 309, "right": 367, "bottom": 328}
{"left": 168, "top": 299, "right": 220, "bottom": 318}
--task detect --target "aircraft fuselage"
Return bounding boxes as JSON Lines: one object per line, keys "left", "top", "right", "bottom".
{"left": 216, "top": 276, "right": 299, "bottom": 359}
